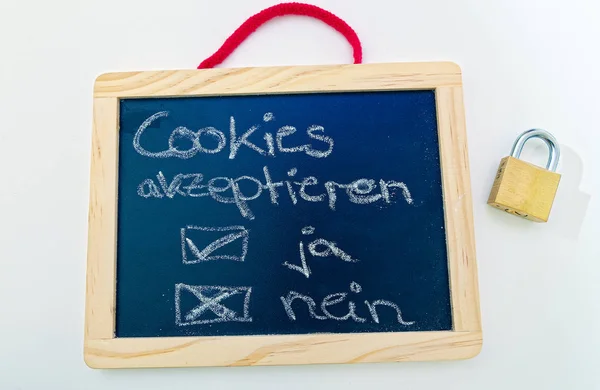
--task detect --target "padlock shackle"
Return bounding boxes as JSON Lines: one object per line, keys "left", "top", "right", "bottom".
{"left": 510, "top": 129, "right": 560, "bottom": 172}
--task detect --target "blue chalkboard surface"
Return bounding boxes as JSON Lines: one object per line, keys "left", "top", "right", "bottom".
{"left": 115, "top": 90, "right": 451, "bottom": 338}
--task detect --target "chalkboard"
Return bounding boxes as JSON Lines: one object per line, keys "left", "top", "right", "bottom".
{"left": 85, "top": 63, "right": 481, "bottom": 368}
{"left": 116, "top": 90, "right": 450, "bottom": 337}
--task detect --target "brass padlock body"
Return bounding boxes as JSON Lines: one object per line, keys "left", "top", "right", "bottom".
{"left": 488, "top": 156, "right": 561, "bottom": 222}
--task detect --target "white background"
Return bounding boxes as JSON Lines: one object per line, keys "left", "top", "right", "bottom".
{"left": 1, "top": 0, "right": 599, "bottom": 388}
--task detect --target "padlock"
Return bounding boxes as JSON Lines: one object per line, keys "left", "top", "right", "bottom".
{"left": 488, "top": 129, "right": 561, "bottom": 222}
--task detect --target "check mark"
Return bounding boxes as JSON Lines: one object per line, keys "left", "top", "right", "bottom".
{"left": 181, "top": 226, "right": 249, "bottom": 264}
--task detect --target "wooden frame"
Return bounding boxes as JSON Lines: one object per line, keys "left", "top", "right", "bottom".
{"left": 85, "top": 62, "right": 481, "bottom": 368}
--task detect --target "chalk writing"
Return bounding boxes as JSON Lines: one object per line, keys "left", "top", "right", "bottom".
{"left": 181, "top": 226, "right": 249, "bottom": 263}
{"left": 133, "top": 108, "right": 425, "bottom": 332}
{"left": 365, "top": 300, "right": 415, "bottom": 325}
{"left": 280, "top": 291, "right": 327, "bottom": 321}
{"left": 134, "top": 111, "right": 333, "bottom": 160}
{"left": 137, "top": 167, "right": 413, "bottom": 220}
{"left": 280, "top": 282, "right": 414, "bottom": 325}
{"left": 175, "top": 284, "right": 252, "bottom": 326}
{"left": 283, "top": 227, "right": 359, "bottom": 278}
{"left": 283, "top": 241, "right": 311, "bottom": 278}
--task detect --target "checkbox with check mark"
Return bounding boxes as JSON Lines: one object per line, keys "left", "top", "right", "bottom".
{"left": 181, "top": 225, "right": 249, "bottom": 264}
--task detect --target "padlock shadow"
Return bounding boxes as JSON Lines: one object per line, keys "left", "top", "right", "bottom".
{"left": 543, "top": 144, "right": 591, "bottom": 240}
{"left": 484, "top": 143, "right": 590, "bottom": 241}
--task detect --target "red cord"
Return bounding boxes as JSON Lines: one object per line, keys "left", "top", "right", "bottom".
{"left": 197, "top": 2, "right": 362, "bottom": 69}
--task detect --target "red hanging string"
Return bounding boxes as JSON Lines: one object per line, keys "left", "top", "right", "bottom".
{"left": 198, "top": 2, "right": 362, "bottom": 69}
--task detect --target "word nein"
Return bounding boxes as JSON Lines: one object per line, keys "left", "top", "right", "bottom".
{"left": 280, "top": 282, "right": 415, "bottom": 325}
